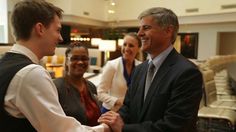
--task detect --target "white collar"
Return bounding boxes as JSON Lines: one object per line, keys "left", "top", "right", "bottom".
{"left": 9, "top": 44, "right": 39, "bottom": 64}
{"left": 149, "top": 45, "right": 173, "bottom": 69}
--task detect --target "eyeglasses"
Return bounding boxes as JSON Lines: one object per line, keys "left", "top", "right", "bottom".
{"left": 68, "top": 56, "right": 89, "bottom": 62}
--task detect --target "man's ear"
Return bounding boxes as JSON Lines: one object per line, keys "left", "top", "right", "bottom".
{"left": 34, "top": 22, "right": 45, "bottom": 36}
{"left": 165, "top": 26, "right": 174, "bottom": 35}
{"left": 164, "top": 25, "right": 174, "bottom": 39}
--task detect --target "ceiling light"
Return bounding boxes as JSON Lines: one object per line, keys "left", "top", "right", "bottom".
{"left": 111, "top": 2, "right": 115, "bottom": 6}
{"left": 108, "top": 10, "right": 115, "bottom": 14}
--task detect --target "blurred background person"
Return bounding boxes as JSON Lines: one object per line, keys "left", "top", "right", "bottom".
{"left": 97, "top": 33, "right": 142, "bottom": 113}
{"left": 54, "top": 42, "right": 101, "bottom": 126}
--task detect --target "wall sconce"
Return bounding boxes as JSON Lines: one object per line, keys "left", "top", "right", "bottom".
{"left": 98, "top": 40, "right": 116, "bottom": 64}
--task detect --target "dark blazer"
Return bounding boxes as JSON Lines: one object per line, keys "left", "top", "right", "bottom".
{"left": 119, "top": 49, "right": 203, "bottom": 132}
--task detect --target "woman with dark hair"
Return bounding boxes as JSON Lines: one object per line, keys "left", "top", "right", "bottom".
{"left": 53, "top": 42, "right": 101, "bottom": 126}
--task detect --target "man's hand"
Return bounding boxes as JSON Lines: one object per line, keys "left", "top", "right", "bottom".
{"left": 98, "top": 111, "right": 124, "bottom": 132}
{"left": 101, "top": 123, "right": 112, "bottom": 132}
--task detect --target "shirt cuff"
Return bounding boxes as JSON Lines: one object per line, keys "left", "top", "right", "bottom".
{"left": 103, "top": 96, "right": 118, "bottom": 109}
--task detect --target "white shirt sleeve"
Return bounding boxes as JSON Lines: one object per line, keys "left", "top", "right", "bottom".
{"left": 5, "top": 64, "right": 104, "bottom": 132}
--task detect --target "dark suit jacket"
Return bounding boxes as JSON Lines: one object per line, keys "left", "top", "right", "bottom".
{"left": 119, "top": 49, "right": 203, "bottom": 132}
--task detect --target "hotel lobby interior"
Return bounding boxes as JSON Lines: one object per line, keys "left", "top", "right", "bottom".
{"left": 1, "top": 0, "right": 236, "bottom": 131}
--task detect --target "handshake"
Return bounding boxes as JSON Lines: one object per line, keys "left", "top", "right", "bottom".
{"left": 98, "top": 111, "right": 124, "bottom": 132}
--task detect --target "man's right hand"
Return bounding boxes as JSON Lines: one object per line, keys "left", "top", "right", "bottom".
{"left": 101, "top": 123, "right": 112, "bottom": 132}
{"left": 98, "top": 111, "right": 124, "bottom": 132}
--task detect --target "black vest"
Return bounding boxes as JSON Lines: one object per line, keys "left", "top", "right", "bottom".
{"left": 0, "top": 52, "right": 36, "bottom": 132}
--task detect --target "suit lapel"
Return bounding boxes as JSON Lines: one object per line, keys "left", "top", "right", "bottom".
{"left": 136, "top": 61, "right": 149, "bottom": 114}
{"left": 138, "top": 49, "right": 178, "bottom": 121}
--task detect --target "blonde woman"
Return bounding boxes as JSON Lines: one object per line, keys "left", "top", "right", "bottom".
{"left": 97, "top": 33, "right": 142, "bottom": 113}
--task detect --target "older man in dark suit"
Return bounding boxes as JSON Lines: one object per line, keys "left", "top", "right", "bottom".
{"left": 98, "top": 7, "right": 203, "bottom": 132}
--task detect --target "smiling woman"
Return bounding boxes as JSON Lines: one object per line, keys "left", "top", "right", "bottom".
{"left": 53, "top": 42, "right": 101, "bottom": 126}
{"left": 97, "top": 32, "right": 142, "bottom": 113}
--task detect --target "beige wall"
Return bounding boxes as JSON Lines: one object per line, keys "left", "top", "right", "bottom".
{"left": 219, "top": 32, "right": 236, "bottom": 55}
{"left": 180, "top": 22, "right": 236, "bottom": 60}
{"left": 8, "top": 0, "right": 236, "bottom": 22}
{"left": 115, "top": 0, "right": 236, "bottom": 21}
{"left": 8, "top": 0, "right": 107, "bottom": 21}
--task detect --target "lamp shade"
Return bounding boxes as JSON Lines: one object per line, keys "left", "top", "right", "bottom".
{"left": 91, "top": 38, "right": 102, "bottom": 46}
{"left": 118, "top": 39, "right": 124, "bottom": 46}
{"left": 99, "top": 40, "right": 116, "bottom": 51}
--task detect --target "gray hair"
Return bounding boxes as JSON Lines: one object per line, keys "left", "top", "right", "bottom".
{"left": 138, "top": 7, "right": 179, "bottom": 44}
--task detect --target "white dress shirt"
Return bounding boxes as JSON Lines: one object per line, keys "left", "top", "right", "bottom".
{"left": 149, "top": 44, "right": 174, "bottom": 77}
{"left": 4, "top": 44, "right": 104, "bottom": 132}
